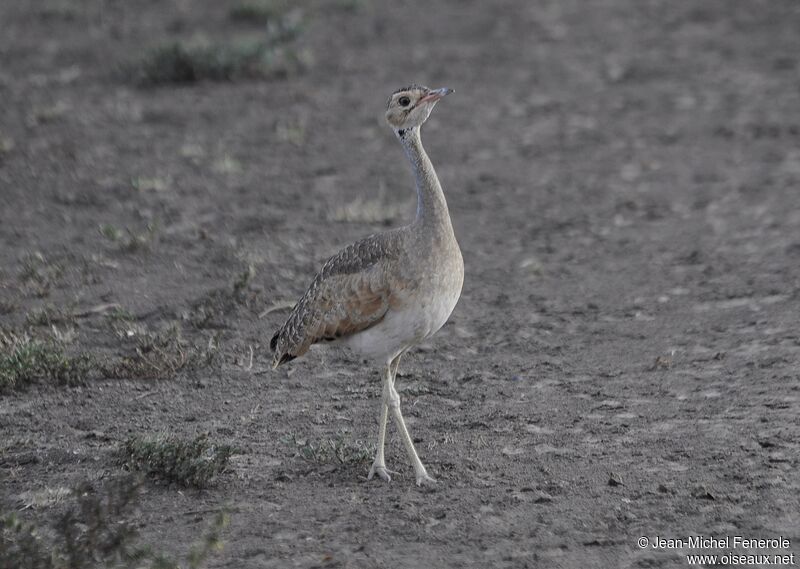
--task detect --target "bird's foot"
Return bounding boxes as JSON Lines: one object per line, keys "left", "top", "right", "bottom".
{"left": 367, "top": 462, "right": 396, "bottom": 482}
{"left": 415, "top": 468, "right": 437, "bottom": 487}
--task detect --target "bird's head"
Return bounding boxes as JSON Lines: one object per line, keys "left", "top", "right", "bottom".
{"left": 385, "top": 84, "right": 453, "bottom": 136}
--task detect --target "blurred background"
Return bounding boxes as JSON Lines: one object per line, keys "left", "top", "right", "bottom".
{"left": 1, "top": 1, "right": 799, "bottom": 567}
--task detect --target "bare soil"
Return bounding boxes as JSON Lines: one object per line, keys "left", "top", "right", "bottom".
{"left": 1, "top": 0, "right": 799, "bottom": 567}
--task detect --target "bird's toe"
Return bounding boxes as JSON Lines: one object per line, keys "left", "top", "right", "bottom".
{"left": 368, "top": 464, "right": 395, "bottom": 483}
{"left": 415, "top": 471, "right": 437, "bottom": 486}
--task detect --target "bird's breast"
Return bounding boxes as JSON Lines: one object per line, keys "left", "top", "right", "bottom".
{"left": 403, "top": 241, "right": 464, "bottom": 338}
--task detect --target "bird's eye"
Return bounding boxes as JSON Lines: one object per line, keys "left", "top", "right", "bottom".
{"left": 398, "top": 96, "right": 411, "bottom": 107}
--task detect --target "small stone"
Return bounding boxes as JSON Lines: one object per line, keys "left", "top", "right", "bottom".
{"left": 608, "top": 472, "right": 624, "bottom": 486}
{"left": 84, "top": 430, "right": 108, "bottom": 441}
{"left": 691, "top": 485, "right": 715, "bottom": 500}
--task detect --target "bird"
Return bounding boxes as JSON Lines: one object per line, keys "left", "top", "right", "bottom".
{"left": 270, "top": 84, "right": 463, "bottom": 486}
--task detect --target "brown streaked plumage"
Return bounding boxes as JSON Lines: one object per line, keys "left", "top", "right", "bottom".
{"left": 270, "top": 85, "right": 463, "bottom": 486}
{"left": 270, "top": 232, "right": 404, "bottom": 365}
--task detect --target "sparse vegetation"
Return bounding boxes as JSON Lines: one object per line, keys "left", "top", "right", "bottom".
{"left": 16, "top": 486, "right": 72, "bottom": 510}
{"left": 98, "top": 223, "right": 123, "bottom": 242}
{"left": 25, "top": 304, "right": 75, "bottom": 327}
{"left": 229, "top": 0, "right": 287, "bottom": 25}
{"left": 99, "top": 222, "right": 158, "bottom": 253}
{"left": 0, "top": 133, "right": 14, "bottom": 157}
{"left": 0, "top": 0, "right": 797, "bottom": 563}
{"left": 17, "top": 252, "right": 96, "bottom": 297}
{"left": 331, "top": 186, "right": 411, "bottom": 224}
{"left": 211, "top": 154, "right": 242, "bottom": 175}
{"left": 105, "top": 306, "right": 139, "bottom": 338}
{"left": 131, "top": 17, "right": 309, "bottom": 87}
{"left": 27, "top": 101, "right": 70, "bottom": 126}
{"left": 106, "top": 306, "right": 136, "bottom": 323}
{"left": 283, "top": 430, "right": 375, "bottom": 466}
{"left": 36, "top": 2, "right": 78, "bottom": 22}
{"left": 0, "top": 476, "right": 229, "bottom": 569}
{"left": 0, "top": 330, "right": 93, "bottom": 391}
{"left": 186, "top": 266, "right": 256, "bottom": 329}
{"left": 334, "top": 0, "right": 370, "bottom": 11}
{"left": 106, "top": 324, "right": 216, "bottom": 379}
{"left": 2, "top": 313, "right": 217, "bottom": 390}
{"left": 186, "top": 296, "right": 227, "bottom": 329}
{"left": 275, "top": 116, "right": 307, "bottom": 146}
{"left": 231, "top": 264, "right": 255, "bottom": 300}
{"left": 121, "top": 434, "right": 235, "bottom": 488}
{"left": 19, "top": 252, "right": 65, "bottom": 297}
{"left": 131, "top": 176, "right": 170, "bottom": 192}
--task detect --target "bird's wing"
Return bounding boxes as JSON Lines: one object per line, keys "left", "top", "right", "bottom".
{"left": 270, "top": 235, "right": 403, "bottom": 367}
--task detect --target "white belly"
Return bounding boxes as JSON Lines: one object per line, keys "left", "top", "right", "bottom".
{"left": 343, "top": 281, "right": 462, "bottom": 362}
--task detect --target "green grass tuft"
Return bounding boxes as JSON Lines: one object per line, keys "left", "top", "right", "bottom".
{"left": 0, "top": 331, "right": 93, "bottom": 391}
{"left": 106, "top": 306, "right": 136, "bottom": 323}
{"left": 132, "top": 9, "right": 307, "bottom": 86}
{"left": 121, "top": 434, "right": 235, "bottom": 488}
{"left": 18, "top": 252, "right": 65, "bottom": 297}
{"left": 283, "top": 430, "right": 375, "bottom": 466}
{"left": 98, "top": 223, "right": 123, "bottom": 241}
{"left": 132, "top": 38, "right": 305, "bottom": 85}
{"left": 231, "top": 264, "right": 256, "bottom": 300}
{"left": 99, "top": 221, "right": 158, "bottom": 253}
{"left": 25, "top": 304, "right": 75, "bottom": 327}
{"left": 1, "top": 475, "right": 229, "bottom": 569}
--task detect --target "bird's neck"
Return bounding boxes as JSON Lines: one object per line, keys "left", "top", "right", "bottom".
{"left": 398, "top": 127, "right": 453, "bottom": 233}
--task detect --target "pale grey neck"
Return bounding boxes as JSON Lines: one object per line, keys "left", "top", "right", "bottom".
{"left": 398, "top": 127, "right": 453, "bottom": 231}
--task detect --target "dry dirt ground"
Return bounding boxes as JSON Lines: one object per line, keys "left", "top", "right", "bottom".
{"left": 1, "top": 0, "right": 799, "bottom": 567}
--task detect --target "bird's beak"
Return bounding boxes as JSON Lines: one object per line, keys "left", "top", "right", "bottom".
{"left": 418, "top": 87, "right": 454, "bottom": 105}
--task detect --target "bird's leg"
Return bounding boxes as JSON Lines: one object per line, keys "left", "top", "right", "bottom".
{"left": 387, "top": 375, "right": 435, "bottom": 486}
{"left": 368, "top": 356, "right": 400, "bottom": 482}
{"left": 388, "top": 354, "right": 400, "bottom": 387}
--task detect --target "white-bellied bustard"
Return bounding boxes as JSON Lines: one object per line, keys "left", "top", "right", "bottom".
{"left": 270, "top": 85, "right": 463, "bottom": 485}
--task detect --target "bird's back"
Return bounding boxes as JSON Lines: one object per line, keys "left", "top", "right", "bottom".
{"left": 270, "top": 229, "right": 407, "bottom": 367}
